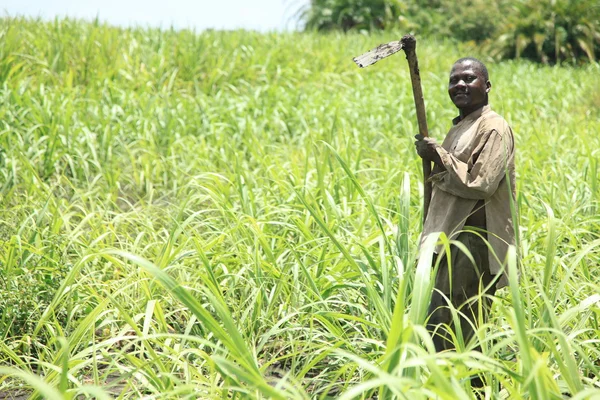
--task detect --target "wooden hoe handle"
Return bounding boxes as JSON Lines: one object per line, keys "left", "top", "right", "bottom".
{"left": 401, "top": 35, "right": 432, "bottom": 224}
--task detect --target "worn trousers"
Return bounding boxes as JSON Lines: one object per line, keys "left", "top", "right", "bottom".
{"left": 426, "top": 230, "right": 497, "bottom": 353}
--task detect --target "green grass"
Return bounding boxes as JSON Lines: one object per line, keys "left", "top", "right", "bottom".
{"left": 0, "top": 16, "right": 599, "bottom": 399}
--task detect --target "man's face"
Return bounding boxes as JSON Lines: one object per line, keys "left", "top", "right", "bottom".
{"left": 448, "top": 61, "right": 490, "bottom": 114}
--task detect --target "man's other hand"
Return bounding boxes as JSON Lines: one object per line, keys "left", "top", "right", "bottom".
{"left": 414, "top": 134, "right": 443, "bottom": 166}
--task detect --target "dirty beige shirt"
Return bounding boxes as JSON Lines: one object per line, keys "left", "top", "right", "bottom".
{"left": 420, "top": 105, "right": 516, "bottom": 288}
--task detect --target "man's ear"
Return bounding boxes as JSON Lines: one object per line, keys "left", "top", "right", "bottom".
{"left": 486, "top": 80, "right": 492, "bottom": 93}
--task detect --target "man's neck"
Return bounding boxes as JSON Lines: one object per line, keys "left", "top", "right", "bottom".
{"left": 456, "top": 104, "right": 488, "bottom": 123}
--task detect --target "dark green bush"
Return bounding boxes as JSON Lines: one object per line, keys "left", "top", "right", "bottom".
{"left": 404, "top": 0, "right": 511, "bottom": 42}
{"left": 488, "top": 0, "right": 600, "bottom": 63}
{"left": 298, "top": 0, "right": 406, "bottom": 31}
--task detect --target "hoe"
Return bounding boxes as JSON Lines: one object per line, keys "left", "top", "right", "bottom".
{"left": 353, "top": 35, "right": 432, "bottom": 223}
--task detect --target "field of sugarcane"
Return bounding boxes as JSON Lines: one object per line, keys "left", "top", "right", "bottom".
{"left": 0, "top": 17, "right": 599, "bottom": 399}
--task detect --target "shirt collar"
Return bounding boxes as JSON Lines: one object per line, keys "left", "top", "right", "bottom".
{"left": 452, "top": 104, "right": 491, "bottom": 126}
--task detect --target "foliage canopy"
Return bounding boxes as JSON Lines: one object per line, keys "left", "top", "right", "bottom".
{"left": 299, "top": 0, "right": 600, "bottom": 64}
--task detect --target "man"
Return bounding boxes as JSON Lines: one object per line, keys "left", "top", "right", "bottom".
{"left": 414, "top": 57, "right": 516, "bottom": 354}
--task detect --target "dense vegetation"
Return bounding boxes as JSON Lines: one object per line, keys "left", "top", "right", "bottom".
{"left": 299, "top": 0, "right": 600, "bottom": 64}
{"left": 1, "top": 18, "right": 600, "bottom": 399}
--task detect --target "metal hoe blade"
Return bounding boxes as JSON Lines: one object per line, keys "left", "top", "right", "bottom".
{"left": 352, "top": 40, "right": 403, "bottom": 68}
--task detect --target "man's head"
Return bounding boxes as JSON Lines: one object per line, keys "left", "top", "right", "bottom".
{"left": 448, "top": 57, "right": 491, "bottom": 117}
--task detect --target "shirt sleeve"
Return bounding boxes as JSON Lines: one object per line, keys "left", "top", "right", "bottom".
{"left": 432, "top": 126, "right": 514, "bottom": 200}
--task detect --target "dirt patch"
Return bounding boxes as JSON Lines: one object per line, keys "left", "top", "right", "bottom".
{"left": 0, "top": 389, "right": 31, "bottom": 400}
